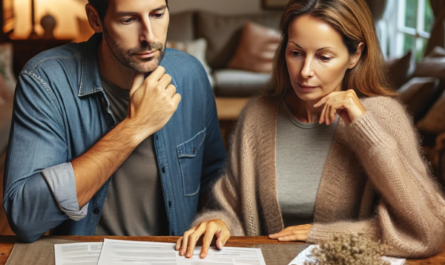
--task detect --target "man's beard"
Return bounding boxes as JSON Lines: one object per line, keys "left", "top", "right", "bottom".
{"left": 103, "top": 26, "right": 165, "bottom": 74}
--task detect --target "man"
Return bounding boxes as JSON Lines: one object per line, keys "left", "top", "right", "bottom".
{"left": 3, "top": 0, "right": 225, "bottom": 242}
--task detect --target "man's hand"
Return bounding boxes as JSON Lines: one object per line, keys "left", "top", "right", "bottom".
{"left": 126, "top": 66, "right": 181, "bottom": 145}
{"left": 73, "top": 66, "right": 181, "bottom": 207}
{"left": 268, "top": 224, "right": 312, "bottom": 242}
{"left": 314, "top": 89, "right": 366, "bottom": 125}
{"left": 176, "top": 219, "right": 231, "bottom": 259}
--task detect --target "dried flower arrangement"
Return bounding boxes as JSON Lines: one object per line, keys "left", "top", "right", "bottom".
{"left": 304, "top": 233, "right": 391, "bottom": 265}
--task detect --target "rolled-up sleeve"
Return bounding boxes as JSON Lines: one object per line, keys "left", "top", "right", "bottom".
{"left": 3, "top": 71, "right": 84, "bottom": 242}
{"left": 42, "top": 163, "right": 88, "bottom": 221}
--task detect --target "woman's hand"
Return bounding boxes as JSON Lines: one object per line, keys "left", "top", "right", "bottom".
{"left": 268, "top": 224, "right": 312, "bottom": 241}
{"left": 314, "top": 89, "right": 366, "bottom": 125}
{"left": 175, "top": 219, "right": 230, "bottom": 259}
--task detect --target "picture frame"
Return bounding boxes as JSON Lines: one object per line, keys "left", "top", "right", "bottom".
{"left": 261, "top": 0, "right": 288, "bottom": 10}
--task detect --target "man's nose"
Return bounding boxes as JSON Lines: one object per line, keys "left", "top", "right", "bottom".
{"left": 301, "top": 57, "right": 315, "bottom": 79}
{"left": 140, "top": 19, "right": 156, "bottom": 44}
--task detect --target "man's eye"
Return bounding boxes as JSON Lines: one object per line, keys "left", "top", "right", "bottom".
{"left": 122, "top": 17, "right": 136, "bottom": 24}
{"left": 152, "top": 13, "right": 164, "bottom": 18}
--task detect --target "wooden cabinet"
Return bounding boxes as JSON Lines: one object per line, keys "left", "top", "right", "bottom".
{"left": 9, "top": 39, "right": 72, "bottom": 77}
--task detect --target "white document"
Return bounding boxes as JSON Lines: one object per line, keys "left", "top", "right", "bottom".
{"left": 97, "top": 238, "right": 266, "bottom": 265}
{"left": 288, "top": 245, "right": 405, "bottom": 265}
{"left": 54, "top": 242, "right": 103, "bottom": 265}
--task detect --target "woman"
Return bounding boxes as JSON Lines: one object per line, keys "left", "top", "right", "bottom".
{"left": 176, "top": 0, "right": 445, "bottom": 259}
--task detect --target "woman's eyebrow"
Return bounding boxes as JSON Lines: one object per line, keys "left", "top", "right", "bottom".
{"left": 288, "top": 40, "right": 334, "bottom": 51}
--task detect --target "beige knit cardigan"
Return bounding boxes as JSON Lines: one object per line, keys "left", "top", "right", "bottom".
{"left": 193, "top": 95, "right": 445, "bottom": 258}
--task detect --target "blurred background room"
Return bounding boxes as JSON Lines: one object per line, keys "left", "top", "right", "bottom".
{"left": 0, "top": 0, "right": 444, "bottom": 235}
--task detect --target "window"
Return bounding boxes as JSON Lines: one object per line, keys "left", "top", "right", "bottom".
{"left": 380, "top": 0, "right": 434, "bottom": 61}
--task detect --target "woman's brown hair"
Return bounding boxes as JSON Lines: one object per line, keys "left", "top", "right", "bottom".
{"left": 268, "top": 0, "right": 397, "bottom": 97}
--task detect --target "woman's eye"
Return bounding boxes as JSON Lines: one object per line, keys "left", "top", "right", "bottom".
{"left": 319, "top": 56, "right": 331, "bottom": 62}
{"left": 291, "top": 51, "right": 301, "bottom": 57}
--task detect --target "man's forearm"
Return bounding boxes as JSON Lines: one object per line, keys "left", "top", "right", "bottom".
{"left": 72, "top": 119, "right": 144, "bottom": 207}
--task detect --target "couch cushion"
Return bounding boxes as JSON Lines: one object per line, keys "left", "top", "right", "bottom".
{"left": 227, "top": 21, "right": 280, "bottom": 73}
{"left": 424, "top": 46, "right": 445, "bottom": 58}
{"left": 413, "top": 46, "right": 445, "bottom": 79}
{"left": 385, "top": 51, "right": 413, "bottom": 89}
{"left": 417, "top": 89, "right": 445, "bottom": 135}
{"left": 398, "top": 77, "right": 439, "bottom": 122}
{"left": 168, "top": 11, "right": 195, "bottom": 41}
{"left": 213, "top": 69, "right": 271, "bottom": 97}
{"left": 196, "top": 11, "right": 282, "bottom": 69}
{"left": 166, "top": 38, "right": 214, "bottom": 87}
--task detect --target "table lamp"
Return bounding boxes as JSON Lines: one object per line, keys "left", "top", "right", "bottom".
{"left": 28, "top": 0, "right": 39, "bottom": 39}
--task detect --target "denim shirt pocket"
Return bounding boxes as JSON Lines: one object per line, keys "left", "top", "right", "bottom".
{"left": 176, "top": 128, "right": 206, "bottom": 196}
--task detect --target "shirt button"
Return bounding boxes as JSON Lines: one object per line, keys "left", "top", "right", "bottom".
{"left": 156, "top": 135, "right": 159, "bottom": 140}
{"left": 193, "top": 147, "right": 196, "bottom": 154}
{"left": 162, "top": 167, "right": 165, "bottom": 173}
{"left": 168, "top": 201, "right": 172, "bottom": 208}
{"left": 93, "top": 208, "right": 100, "bottom": 214}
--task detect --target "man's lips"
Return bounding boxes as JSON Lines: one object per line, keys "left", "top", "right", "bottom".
{"left": 134, "top": 50, "right": 157, "bottom": 58}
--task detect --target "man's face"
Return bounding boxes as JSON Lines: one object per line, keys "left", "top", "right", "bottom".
{"left": 102, "top": 0, "right": 169, "bottom": 73}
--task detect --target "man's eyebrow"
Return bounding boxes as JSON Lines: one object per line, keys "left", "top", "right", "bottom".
{"left": 288, "top": 40, "right": 333, "bottom": 51}
{"left": 116, "top": 5, "right": 167, "bottom": 16}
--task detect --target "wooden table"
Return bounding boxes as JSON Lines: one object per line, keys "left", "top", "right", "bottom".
{"left": 0, "top": 236, "right": 444, "bottom": 265}
{"left": 215, "top": 97, "right": 250, "bottom": 121}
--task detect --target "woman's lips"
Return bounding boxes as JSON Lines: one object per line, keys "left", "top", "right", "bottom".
{"left": 297, "top": 83, "right": 318, "bottom": 92}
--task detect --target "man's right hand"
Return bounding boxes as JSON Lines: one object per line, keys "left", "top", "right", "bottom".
{"left": 72, "top": 66, "right": 180, "bottom": 207}
{"left": 176, "top": 219, "right": 231, "bottom": 259}
{"left": 126, "top": 66, "right": 181, "bottom": 145}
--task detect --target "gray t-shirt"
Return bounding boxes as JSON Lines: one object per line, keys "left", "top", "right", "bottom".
{"left": 276, "top": 102, "right": 338, "bottom": 227}
{"left": 94, "top": 74, "right": 169, "bottom": 236}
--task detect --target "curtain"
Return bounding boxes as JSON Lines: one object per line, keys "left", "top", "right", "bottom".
{"left": 425, "top": 0, "right": 445, "bottom": 56}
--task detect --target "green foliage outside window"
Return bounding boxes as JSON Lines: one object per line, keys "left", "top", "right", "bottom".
{"left": 402, "top": 0, "right": 434, "bottom": 61}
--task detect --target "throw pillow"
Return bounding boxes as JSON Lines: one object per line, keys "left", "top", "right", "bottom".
{"left": 166, "top": 38, "right": 214, "bottom": 87}
{"left": 385, "top": 51, "right": 413, "bottom": 89}
{"left": 196, "top": 11, "right": 281, "bottom": 69}
{"left": 417, "top": 89, "right": 445, "bottom": 134}
{"left": 398, "top": 77, "right": 439, "bottom": 122}
{"left": 227, "top": 21, "right": 281, "bottom": 73}
{"left": 413, "top": 46, "right": 445, "bottom": 78}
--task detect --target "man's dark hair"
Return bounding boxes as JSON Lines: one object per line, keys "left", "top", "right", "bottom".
{"left": 89, "top": 0, "right": 169, "bottom": 21}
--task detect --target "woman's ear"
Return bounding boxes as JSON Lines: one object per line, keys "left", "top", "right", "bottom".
{"left": 85, "top": 4, "right": 103, "bottom": 33}
{"left": 348, "top": 42, "right": 365, "bottom": 69}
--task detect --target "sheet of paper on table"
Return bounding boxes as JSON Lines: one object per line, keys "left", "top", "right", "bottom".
{"left": 54, "top": 242, "right": 103, "bottom": 265}
{"left": 288, "top": 245, "right": 406, "bottom": 265}
{"left": 97, "top": 238, "right": 267, "bottom": 265}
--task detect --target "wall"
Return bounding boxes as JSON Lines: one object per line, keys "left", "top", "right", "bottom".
{"left": 168, "top": 0, "right": 265, "bottom": 15}
{"left": 12, "top": 0, "right": 87, "bottom": 39}
{"left": 10, "top": 0, "right": 266, "bottom": 39}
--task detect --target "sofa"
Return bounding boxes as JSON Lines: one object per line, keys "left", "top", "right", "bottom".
{"left": 167, "top": 10, "right": 282, "bottom": 97}
{"left": 167, "top": 10, "right": 445, "bottom": 185}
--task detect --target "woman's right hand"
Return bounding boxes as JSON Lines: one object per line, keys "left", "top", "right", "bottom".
{"left": 175, "top": 219, "right": 231, "bottom": 259}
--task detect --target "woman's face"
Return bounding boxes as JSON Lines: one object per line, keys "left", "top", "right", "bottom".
{"left": 285, "top": 15, "right": 358, "bottom": 103}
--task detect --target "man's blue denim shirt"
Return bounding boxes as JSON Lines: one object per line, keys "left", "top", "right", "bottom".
{"left": 3, "top": 34, "right": 226, "bottom": 242}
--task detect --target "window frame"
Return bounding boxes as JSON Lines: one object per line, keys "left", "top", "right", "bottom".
{"left": 381, "top": 0, "right": 432, "bottom": 60}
